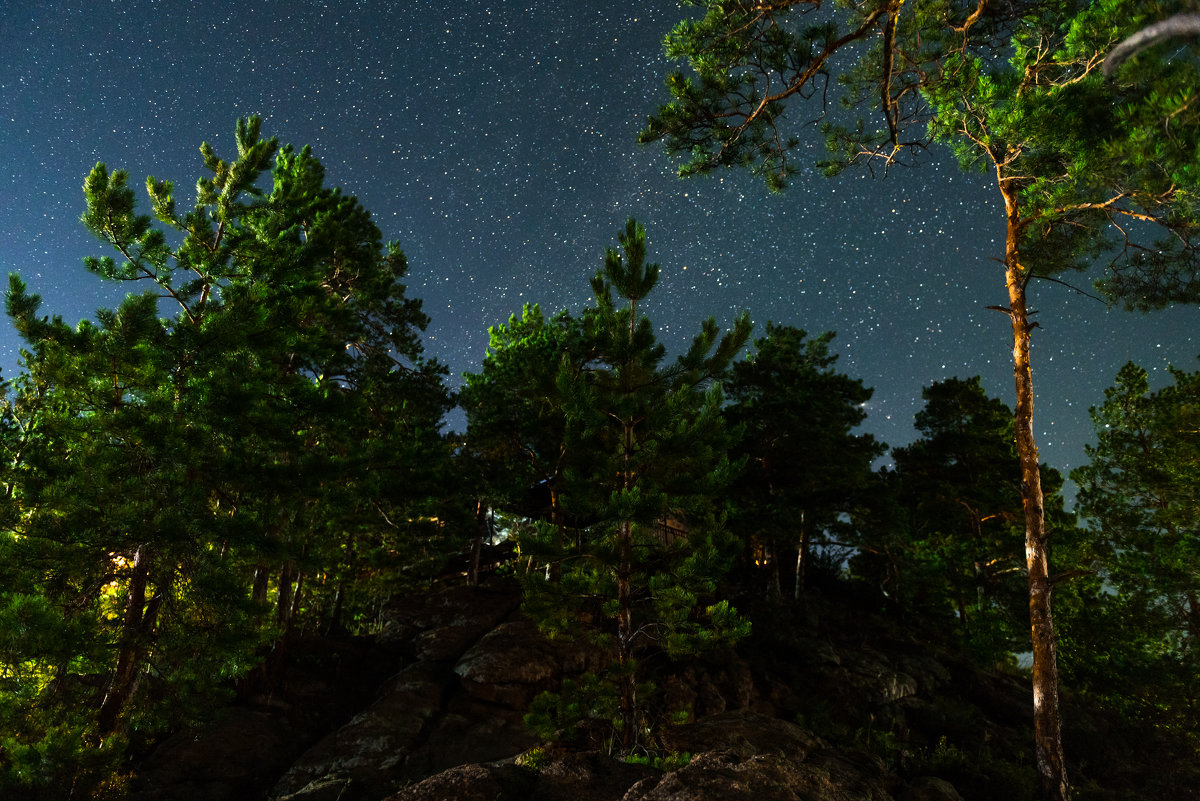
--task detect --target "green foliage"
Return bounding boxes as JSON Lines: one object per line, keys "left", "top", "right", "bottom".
{"left": 725, "top": 323, "right": 884, "bottom": 599}
{"left": 854, "top": 378, "right": 1082, "bottom": 664}
{"left": 0, "top": 116, "right": 452, "bottom": 790}
{"left": 912, "top": 736, "right": 1036, "bottom": 801}
{"left": 1064, "top": 360, "right": 1200, "bottom": 751}
{"left": 624, "top": 749, "right": 692, "bottom": 772}
{"left": 510, "top": 220, "right": 752, "bottom": 752}
{"left": 524, "top": 673, "right": 620, "bottom": 744}
{"left": 514, "top": 745, "right": 552, "bottom": 773}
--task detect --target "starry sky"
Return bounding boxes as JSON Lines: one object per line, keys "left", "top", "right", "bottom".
{"left": 3, "top": 0, "right": 1198, "bottom": 485}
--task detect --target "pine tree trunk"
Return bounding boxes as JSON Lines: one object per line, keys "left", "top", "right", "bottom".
{"left": 469, "top": 499, "right": 486, "bottom": 586}
{"left": 289, "top": 570, "right": 304, "bottom": 629}
{"left": 277, "top": 562, "right": 294, "bottom": 626}
{"left": 550, "top": 488, "right": 566, "bottom": 584}
{"left": 98, "top": 543, "right": 163, "bottom": 735}
{"left": 794, "top": 510, "right": 809, "bottom": 599}
{"left": 1001, "top": 181, "right": 1070, "bottom": 801}
{"left": 252, "top": 563, "right": 270, "bottom": 606}
{"left": 767, "top": 538, "right": 782, "bottom": 601}
{"left": 616, "top": 412, "right": 637, "bottom": 751}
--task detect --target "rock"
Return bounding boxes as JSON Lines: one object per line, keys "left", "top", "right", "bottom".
{"left": 624, "top": 748, "right": 893, "bottom": 801}
{"left": 453, "top": 619, "right": 562, "bottom": 708}
{"left": 660, "top": 656, "right": 757, "bottom": 721}
{"left": 377, "top": 582, "right": 520, "bottom": 661}
{"left": 382, "top": 762, "right": 535, "bottom": 801}
{"left": 269, "top": 664, "right": 448, "bottom": 800}
{"left": 531, "top": 750, "right": 661, "bottom": 801}
{"left": 795, "top": 637, "right": 842, "bottom": 667}
{"left": 639, "top": 714, "right": 893, "bottom": 801}
{"left": 274, "top": 775, "right": 357, "bottom": 801}
{"left": 383, "top": 751, "right": 660, "bottom": 801}
{"left": 661, "top": 712, "right": 822, "bottom": 760}
{"left": 897, "top": 776, "right": 964, "bottom": 801}
{"left": 401, "top": 704, "right": 539, "bottom": 780}
{"left": 129, "top": 708, "right": 299, "bottom": 801}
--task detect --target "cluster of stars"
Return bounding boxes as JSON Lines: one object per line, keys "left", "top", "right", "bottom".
{"left": 1, "top": 0, "right": 1198, "bottom": 477}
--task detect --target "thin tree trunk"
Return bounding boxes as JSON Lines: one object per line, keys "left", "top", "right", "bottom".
{"left": 616, "top": 412, "right": 637, "bottom": 751}
{"left": 252, "top": 562, "right": 270, "bottom": 605}
{"left": 1001, "top": 179, "right": 1070, "bottom": 801}
{"left": 289, "top": 570, "right": 304, "bottom": 627}
{"left": 277, "top": 562, "right": 294, "bottom": 626}
{"left": 550, "top": 488, "right": 566, "bottom": 583}
{"left": 469, "top": 499, "right": 486, "bottom": 586}
{"left": 794, "top": 510, "right": 809, "bottom": 599}
{"left": 767, "top": 538, "right": 782, "bottom": 601}
{"left": 617, "top": 517, "right": 636, "bottom": 751}
{"left": 98, "top": 543, "right": 164, "bottom": 735}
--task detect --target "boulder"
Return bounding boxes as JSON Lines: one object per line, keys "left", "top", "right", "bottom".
{"left": 377, "top": 582, "right": 520, "bottom": 661}
{"left": 531, "top": 750, "right": 661, "bottom": 801}
{"left": 129, "top": 708, "right": 299, "bottom": 801}
{"left": 382, "top": 762, "right": 535, "bottom": 801}
{"left": 453, "top": 619, "right": 562, "bottom": 707}
{"left": 661, "top": 712, "right": 822, "bottom": 760}
{"left": 624, "top": 748, "right": 893, "bottom": 801}
{"left": 269, "top": 664, "right": 447, "bottom": 800}
{"left": 897, "top": 776, "right": 964, "bottom": 801}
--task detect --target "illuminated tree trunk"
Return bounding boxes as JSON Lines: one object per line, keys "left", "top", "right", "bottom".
{"left": 1001, "top": 179, "right": 1069, "bottom": 801}
{"left": 98, "top": 543, "right": 165, "bottom": 735}
{"left": 794, "top": 509, "right": 809, "bottom": 599}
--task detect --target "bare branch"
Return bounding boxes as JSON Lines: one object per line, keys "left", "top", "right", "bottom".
{"left": 1104, "top": 13, "right": 1200, "bottom": 77}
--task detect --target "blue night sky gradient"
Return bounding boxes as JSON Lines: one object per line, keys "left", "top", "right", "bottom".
{"left": 2, "top": 0, "right": 1198, "bottom": 481}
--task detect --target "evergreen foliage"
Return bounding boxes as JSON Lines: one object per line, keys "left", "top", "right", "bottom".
{"left": 1064, "top": 361, "right": 1200, "bottom": 766}
{"left": 642, "top": 5, "right": 1200, "bottom": 797}
{"left": 855, "top": 378, "right": 1081, "bottom": 664}
{"left": 517, "top": 219, "right": 752, "bottom": 752}
{"left": 0, "top": 117, "right": 452, "bottom": 795}
{"left": 0, "top": 23, "right": 1197, "bottom": 793}
{"left": 725, "top": 323, "right": 883, "bottom": 599}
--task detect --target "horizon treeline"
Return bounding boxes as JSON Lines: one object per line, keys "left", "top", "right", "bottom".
{"left": 0, "top": 119, "right": 1195, "bottom": 800}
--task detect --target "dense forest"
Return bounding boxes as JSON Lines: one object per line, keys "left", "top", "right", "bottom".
{"left": 3, "top": 3, "right": 1200, "bottom": 800}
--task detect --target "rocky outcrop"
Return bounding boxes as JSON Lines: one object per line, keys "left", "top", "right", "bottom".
{"left": 269, "top": 581, "right": 533, "bottom": 800}
{"left": 387, "top": 715, "right": 897, "bottom": 801}
{"left": 130, "top": 580, "right": 1039, "bottom": 801}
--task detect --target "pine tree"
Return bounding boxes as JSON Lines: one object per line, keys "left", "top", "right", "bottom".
{"left": 872, "top": 378, "right": 1080, "bottom": 663}
{"left": 0, "top": 117, "right": 449, "bottom": 790}
{"left": 641, "top": 5, "right": 1200, "bottom": 796}
{"left": 523, "top": 220, "right": 752, "bottom": 752}
{"left": 460, "top": 304, "right": 590, "bottom": 581}
{"left": 725, "top": 324, "right": 883, "bottom": 600}
{"left": 1069, "top": 362, "right": 1200, "bottom": 721}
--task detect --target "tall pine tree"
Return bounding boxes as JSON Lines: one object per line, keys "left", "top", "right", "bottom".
{"left": 522, "top": 219, "right": 752, "bottom": 752}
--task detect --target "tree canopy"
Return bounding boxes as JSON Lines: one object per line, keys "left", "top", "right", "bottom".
{"left": 0, "top": 117, "right": 452, "bottom": 795}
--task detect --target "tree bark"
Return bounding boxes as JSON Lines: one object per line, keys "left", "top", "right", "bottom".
{"left": 1001, "top": 179, "right": 1070, "bottom": 801}
{"left": 616, "top": 414, "right": 637, "bottom": 751}
{"left": 550, "top": 487, "right": 566, "bottom": 583}
{"left": 251, "top": 562, "right": 270, "bottom": 605}
{"left": 276, "top": 562, "right": 294, "bottom": 626}
{"left": 469, "top": 499, "right": 486, "bottom": 586}
{"left": 767, "top": 538, "right": 782, "bottom": 601}
{"left": 289, "top": 570, "right": 304, "bottom": 628}
{"left": 617, "top": 517, "right": 636, "bottom": 751}
{"left": 98, "top": 543, "right": 164, "bottom": 735}
{"left": 794, "top": 509, "right": 809, "bottom": 599}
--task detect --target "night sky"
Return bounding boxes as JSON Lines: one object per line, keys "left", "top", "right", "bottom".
{"left": 3, "top": 1, "right": 1198, "bottom": 484}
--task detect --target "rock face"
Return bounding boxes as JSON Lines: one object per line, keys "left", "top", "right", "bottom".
{"left": 130, "top": 579, "right": 1035, "bottom": 801}
{"left": 269, "top": 581, "right": 534, "bottom": 801}
{"left": 387, "top": 715, "right": 894, "bottom": 801}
